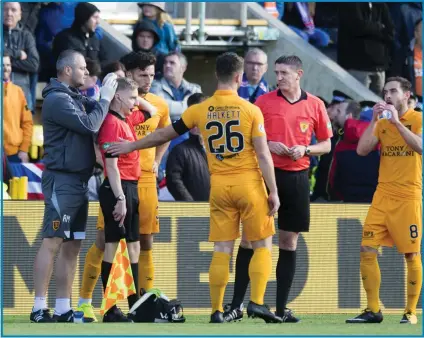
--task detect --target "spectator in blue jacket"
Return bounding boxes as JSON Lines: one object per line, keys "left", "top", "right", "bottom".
{"left": 237, "top": 48, "right": 269, "bottom": 103}
{"left": 135, "top": 3, "right": 179, "bottom": 56}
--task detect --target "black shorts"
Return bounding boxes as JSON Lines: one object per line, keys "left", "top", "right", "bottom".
{"left": 275, "top": 168, "right": 310, "bottom": 232}
{"left": 41, "top": 170, "right": 89, "bottom": 240}
{"left": 99, "top": 179, "right": 139, "bottom": 243}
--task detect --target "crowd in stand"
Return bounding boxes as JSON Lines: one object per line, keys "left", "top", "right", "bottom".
{"left": 2, "top": 1, "right": 423, "bottom": 203}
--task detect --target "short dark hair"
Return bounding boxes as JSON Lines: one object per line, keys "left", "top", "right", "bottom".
{"left": 85, "top": 58, "right": 101, "bottom": 78}
{"left": 121, "top": 51, "right": 156, "bottom": 72}
{"left": 215, "top": 52, "right": 244, "bottom": 83}
{"left": 116, "top": 77, "right": 138, "bottom": 92}
{"left": 275, "top": 55, "right": 303, "bottom": 70}
{"left": 165, "top": 51, "right": 187, "bottom": 67}
{"left": 3, "top": 51, "right": 10, "bottom": 58}
{"left": 187, "top": 93, "right": 208, "bottom": 107}
{"left": 56, "top": 49, "right": 83, "bottom": 73}
{"left": 385, "top": 76, "right": 412, "bottom": 93}
{"left": 101, "top": 61, "right": 126, "bottom": 81}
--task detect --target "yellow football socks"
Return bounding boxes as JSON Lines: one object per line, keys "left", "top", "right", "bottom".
{"left": 209, "top": 252, "right": 231, "bottom": 313}
{"left": 249, "top": 247, "right": 272, "bottom": 305}
{"left": 360, "top": 252, "right": 381, "bottom": 313}
{"left": 406, "top": 254, "right": 422, "bottom": 314}
{"left": 80, "top": 244, "right": 104, "bottom": 299}
{"left": 138, "top": 250, "right": 155, "bottom": 292}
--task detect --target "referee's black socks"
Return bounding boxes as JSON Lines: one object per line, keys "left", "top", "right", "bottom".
{"left": 231, "top": 246, "right": 254, "bottom": 309}
{"left": 128, "top": 263, "right": 139, "bottom": 309}
{"left": 100, "top": 261, "right": 139, "bottom": 311}
{"left": 276, "top": 249, "right": 296, "bottom": 316}
{"left": 101, "top": 261, "right": 113, "bottom": 292}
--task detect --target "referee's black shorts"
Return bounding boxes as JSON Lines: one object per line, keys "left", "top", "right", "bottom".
{"left": 99, "top": 179, "right": 139, "bottom": 243}
{"left": 275, "top": 168, "right": 310, "bottom": 233}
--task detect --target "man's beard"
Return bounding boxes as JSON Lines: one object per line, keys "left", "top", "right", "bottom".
{"left": 138, "top": 87, "right": 148, "bottom": 96}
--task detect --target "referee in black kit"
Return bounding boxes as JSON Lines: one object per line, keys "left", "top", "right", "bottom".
{"left": 256, "top": 56, "right": 333, "bottom": 322}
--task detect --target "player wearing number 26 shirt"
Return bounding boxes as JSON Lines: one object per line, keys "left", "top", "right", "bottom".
{"left": 106, "top": 52, "right": 282, "bottom": 324}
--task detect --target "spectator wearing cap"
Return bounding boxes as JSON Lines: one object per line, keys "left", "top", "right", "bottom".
{"left": 238, "top": 48, "right": 269, "bottom": 103}
{"left": 135, "top": 3, "right": 179, "bottom": 56}
{"left": 132, "top": 19, "right": 166, "bottom": 79}
{"left": 338, "top": 3, "right": 394, "bottom": 95}
{"left": 3, "top": 2, "right": 40, "bottom": 113}
{"left": 311, "top": 90, "right": 351, "bottom": 201}
{"left": 52, "top": 3, "right": 105, "bottom": 65}
{"left": 326, "top": 90, "right": 353, "bottom": 122}
{"left": 328, "top": 100, "right": 379, "bottom": 202}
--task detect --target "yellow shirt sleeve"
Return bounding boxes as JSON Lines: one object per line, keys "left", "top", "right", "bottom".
{"left": 181, "top": 105, "right": 197, "bottom": 130}
{"left": 251, "top": 106, "right": 266, "bottom": 138}
{"left": 158, "top": 102, "right": 171, "bottom": 128}
{"left": 373, "top": 121, "right": 381, "bottom": 141}
{"left": 412, "top": 113, "right": 423, "bottom": 135}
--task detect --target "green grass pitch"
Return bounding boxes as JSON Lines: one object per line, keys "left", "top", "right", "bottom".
{"left": 3, "top": 314, "right": 422, "bottom": 336}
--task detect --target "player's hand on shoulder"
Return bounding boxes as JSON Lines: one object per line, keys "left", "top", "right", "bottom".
{"left": 268, "top": 141, "right": 290, "bottom": 156}
{"left": 267, "top": 191, "right": 280, "bottom": 216}
{"left": 107, "top": 138, "right": 135, "bottom": 156}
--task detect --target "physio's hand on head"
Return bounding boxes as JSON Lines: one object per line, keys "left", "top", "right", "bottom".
{"left": 100, "top": 73, "right": 118, "bottom": 101}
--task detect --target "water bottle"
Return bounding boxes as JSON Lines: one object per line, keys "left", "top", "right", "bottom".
{"left": 379, "top": 110, "right": 392, "bottom": 120}
{"left": 73, "top": 311, "right": 84, "bottom": 324}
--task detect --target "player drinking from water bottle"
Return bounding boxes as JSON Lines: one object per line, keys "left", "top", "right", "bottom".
{"left": 347, "top": 77, "right": 422, "bottom": 324}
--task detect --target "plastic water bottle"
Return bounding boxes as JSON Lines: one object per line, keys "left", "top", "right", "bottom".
{"left": 74, "top": 311, "right": 84, "bottom": 324}
{"left": 379, "top": 110, "right": 392, "bottom": 120}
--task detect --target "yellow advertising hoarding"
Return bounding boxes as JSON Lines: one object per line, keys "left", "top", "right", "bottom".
{"left": 3, "top": 201, "right": 417, "bottom": 315}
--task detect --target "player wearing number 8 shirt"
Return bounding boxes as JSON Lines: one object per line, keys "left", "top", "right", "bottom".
{"left": 346, "top": 77, "right": 422, "bottom": 325}
{"left": 106, "top": 52, "right": 282, "bottom": 324}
